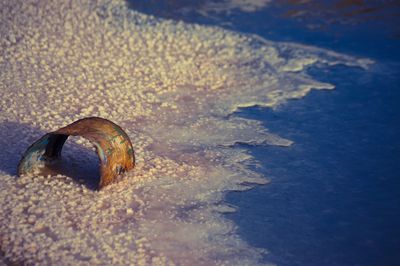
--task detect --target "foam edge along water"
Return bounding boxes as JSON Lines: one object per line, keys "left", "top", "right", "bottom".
{"left": 0, "top": 0, "right": 371, "bottom": 265}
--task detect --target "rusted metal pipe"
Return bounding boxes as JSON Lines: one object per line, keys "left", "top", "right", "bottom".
{"left": 17, "top": 117, "right": 135, "bottom": 189}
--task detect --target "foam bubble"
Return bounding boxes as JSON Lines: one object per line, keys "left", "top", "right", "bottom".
{"left": 0, "top": 0, "right": 370, "bottom": 264}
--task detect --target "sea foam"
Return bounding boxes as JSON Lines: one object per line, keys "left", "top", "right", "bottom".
{"left": 0, "top": 0, "right": 370, "bottom": 265}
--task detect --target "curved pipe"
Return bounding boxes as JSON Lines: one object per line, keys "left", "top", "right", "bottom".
{"left": 18, "top": 117, "right": 135, "bottom": 189}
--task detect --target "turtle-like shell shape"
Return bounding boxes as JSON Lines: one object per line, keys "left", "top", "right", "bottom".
{"left": 17, "top": 117, "right": 135, "bottom": 189}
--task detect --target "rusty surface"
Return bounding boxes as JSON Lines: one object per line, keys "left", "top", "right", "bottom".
{"left": 17, "top": 117, "right": 135, "bottom": 189}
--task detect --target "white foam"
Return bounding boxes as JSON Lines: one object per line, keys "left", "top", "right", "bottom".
{"left": 0, "top": 0, "right": 369, "bottom": 264}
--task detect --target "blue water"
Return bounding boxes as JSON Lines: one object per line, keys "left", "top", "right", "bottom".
{"left": 230, "top": 64, "right": 400, "bottom": 265}
{"left": 129, "top": 1, "right": 400, "bottom": 265}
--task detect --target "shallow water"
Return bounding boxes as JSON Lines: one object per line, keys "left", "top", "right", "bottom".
{"left": 0, "top": 0, "right": 398, "bottom": 265}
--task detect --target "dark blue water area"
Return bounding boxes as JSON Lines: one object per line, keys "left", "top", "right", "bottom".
{"left": 229, "top": 63, "right": 400, "bottom": 266}
{"left": 223, "top": 8, "right": 400, "bottom": 266}
{"left": 127, "top": 1, "right": 400, "bottom": 265}
{"left": 219, "top": 5, "right": 400, "bottom": 266}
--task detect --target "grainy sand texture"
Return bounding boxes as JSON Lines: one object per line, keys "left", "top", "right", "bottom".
{"left": 0, "top": 0, "right": 369, "bottom": 264}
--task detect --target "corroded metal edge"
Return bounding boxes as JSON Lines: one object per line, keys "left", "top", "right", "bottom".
{"left": 17, "top": 117, "right": 135, "bottom": 189}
